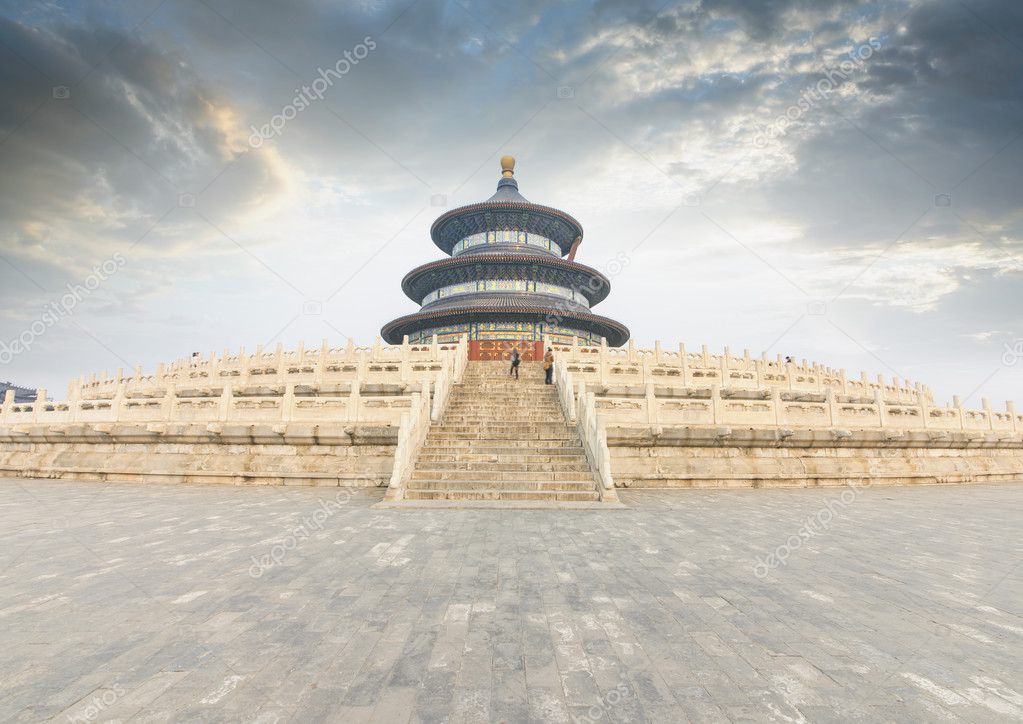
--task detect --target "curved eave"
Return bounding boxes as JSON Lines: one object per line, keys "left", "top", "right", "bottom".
{"left": 381, "top": 305, "right": 630, "bottom": 347}
{"left": 401, "top": 254, "right": 612, "bottom": 306}
{"left": 430, "top": 201, "right": 584, "bottom": 255}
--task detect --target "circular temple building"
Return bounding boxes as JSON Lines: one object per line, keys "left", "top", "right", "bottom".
{"left": 381, "top": 156, "right": 629, "bottom": 360}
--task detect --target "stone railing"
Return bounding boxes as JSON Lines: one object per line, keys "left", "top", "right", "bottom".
{"left": 432, "top": 335, "right": 468, "bottom": 422}
{"left": 68, "top": 336, "right": 457, "bottom": 401}
{"left": 386, "top": 385, "right": 432, "bottom": 497}
{"left": 547, "top": 338, "right": 932, "bottom": 406}
{"left": 1, "top": 336, "right": 464, "bottom": 429}
{"left": 1, "top": 384, "right": 422, "bottom": 426}
{"left": 386, "top": 335, "right": 468, "bottom": 500}
{"left": 591, "top": 384, "right": 1019, "bottom": 434}
{"left": 554, "top": 359, "right": 616, "bottom": 497}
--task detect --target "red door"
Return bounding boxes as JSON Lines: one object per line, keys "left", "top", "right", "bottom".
{"left": 469, "top": 339, "right": 544, "bottom": 361}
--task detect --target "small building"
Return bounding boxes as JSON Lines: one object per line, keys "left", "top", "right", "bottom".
{"left": 0, "top": 382, "right": 37, "bottom": 404}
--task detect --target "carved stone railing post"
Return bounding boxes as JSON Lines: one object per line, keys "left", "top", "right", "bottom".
{"left": 348, "top": 377, "right": 361, "bottom": 423}
{"left": 772, "top": 387, "right": 782, "bottom": 426}
{"left": 874, "top": 389, "right": 887, "bottom": 428}
{"left": 356, "top": 349, "right": 368, "bottom": 382}
{"left": 112, "top": 382, "right": 126, "bottom": 420}
{"left": 1008, "top": 401, "right": 1017, "bottom": 433}
{"left": 282, "top": 383, "right": 295, "bottom": 421}
{"left": 918, "top": 390, "right": 930, "bottom": 430}
{"left": 238, "top": 346, "right": 249, "bottom": 384}
{"left": 31, "top": 388, "right": 46, "bottom": 422}
{"left": 219, "top": 384, "right": 233, "bottom": 421}
{"left": 982, "top": 398, "right": 993, "bottom": 430}
{"left": 711, "top": 384, "right": 724, "bottom": 425}
{"left": 953, "top": 394, "right": 964, "bottom": 430}
{"left": 679, "top": 342, "right": 688, "bottom": 384}
{"left": 825, "top": 387, "right": 836, "bottom": 428}
{"left": 400, "top": 336, "right": 411, "bottom": 383}
{"left": 1, "top": 389, "right": 13, "bottom": 423}
{"left": 317, "top": 339, "right": 329, "bottom": 384}
{"left": 646, "top": 382, "right": 657, "bottom": 424}
{"left": 163, "top": 383, "right": 176, "bottom": 422}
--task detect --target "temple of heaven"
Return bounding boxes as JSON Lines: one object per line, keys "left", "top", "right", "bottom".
{"left": 381, "top": 156, "right": 630, "bottom": 361}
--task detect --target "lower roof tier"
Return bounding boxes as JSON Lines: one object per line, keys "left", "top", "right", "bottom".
{"left": 401, "top": 254, "right": 612, "bottom": 306}
{"left": 381, "top": 304, "right": 630, "bottom": 346}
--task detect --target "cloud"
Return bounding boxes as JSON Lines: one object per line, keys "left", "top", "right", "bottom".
{"left": 0, "top": 0, "right": 1020, "bottom": 405}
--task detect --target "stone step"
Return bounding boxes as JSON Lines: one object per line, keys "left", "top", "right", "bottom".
{"left": 436, "top": 418, "right": 566, "bottom": 425}
{"left": 411, "top": 469, "right": 595, "bottom": 482}
{"left": 427, "top": 429, "right": 581, "bottom": 441}
{"left": 413, "top": 460, "right": 592, "bottom": 472}
{"left": 416, "top": 452, "right": 589, "bottom": 464}
{"left": 402, "top": 489, "right": 600, "bottom": 502}
{"left": 446, "top": 396, "right": 559, "bottom": 403}
{"left": 429, "top": 424, "right": 575, "bottom": 434}
{"left": 407, "top": 479, "right": 595, "bottom": 491}
{"left": 441, "top": 410, "right": 563, "bottom": 418}
{"left": 450, "top": 384, "right": 555, "bottom": 390}
{"left": 396, "top": 360, "right": 604, "bottom": 507}
{"left": 420, "top": 440, "right": 584, "bottom": 450}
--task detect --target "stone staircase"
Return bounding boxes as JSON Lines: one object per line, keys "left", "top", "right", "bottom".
{"left": 400, "top": 361, "right": 607, "bottom": 505}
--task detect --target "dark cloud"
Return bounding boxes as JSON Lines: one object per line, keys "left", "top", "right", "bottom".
{"left": 0, "top": 0, "right": 1019, "bottom": 403}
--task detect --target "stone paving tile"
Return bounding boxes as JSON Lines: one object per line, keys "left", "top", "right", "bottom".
{"left": 0, "top": 478, "right": 1021, "bottom": 722}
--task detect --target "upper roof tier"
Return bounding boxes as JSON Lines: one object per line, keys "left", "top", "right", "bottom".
{"left": 430, "top": 156, "right": 584, "bottom": 257}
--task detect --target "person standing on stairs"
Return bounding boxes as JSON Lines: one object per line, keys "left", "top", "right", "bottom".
{"left": 544, "top": 347, "right": 554, "bottom": 385}
{"left": 509, "top": 346, "right": 520, "bottom": 379}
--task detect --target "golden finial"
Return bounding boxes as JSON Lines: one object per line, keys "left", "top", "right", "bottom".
{"left": 500, "top": 155, "right": 515, "bottom": 177}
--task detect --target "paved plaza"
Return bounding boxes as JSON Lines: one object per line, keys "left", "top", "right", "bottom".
{"left": 0, "top": 478, "right": 1021, "bottom": 723}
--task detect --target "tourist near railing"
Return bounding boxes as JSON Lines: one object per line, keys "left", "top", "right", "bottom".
{"left": 554, "top": 358, "right": 616, "bottom": 497}
{"left": 386, "top": 335, "right": 467, "bottom": 499}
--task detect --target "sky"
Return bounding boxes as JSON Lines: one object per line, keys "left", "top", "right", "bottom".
{"left": 0, "top": 0, "right": 1020, "bottom": 407}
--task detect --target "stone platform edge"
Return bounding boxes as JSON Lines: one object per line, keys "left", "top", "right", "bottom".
{"left": 606, "top": 424, "right": 1023, "bottom": 489}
